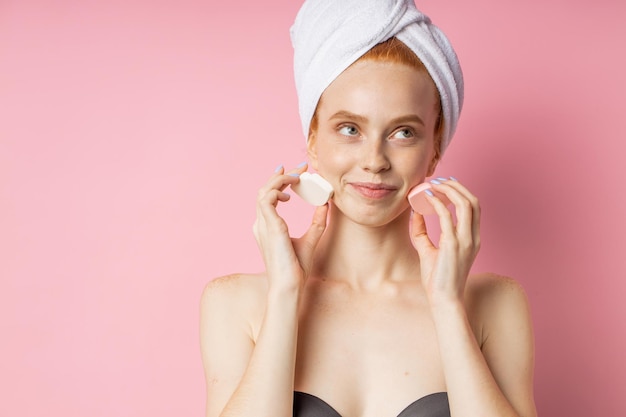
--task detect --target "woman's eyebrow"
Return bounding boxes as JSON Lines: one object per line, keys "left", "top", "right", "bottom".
{"left": 388, "top": 114, "right": 425, "bottom": 127}
{"left": 328, "top": 110, "right": 425, "bottom": 127}
{"left": 328, "top": 110, "right": 368, "bottom": 124}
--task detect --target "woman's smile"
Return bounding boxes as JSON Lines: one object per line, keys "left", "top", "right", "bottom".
{"left": 348, "top": 181, "right": 399, "bottom": 200}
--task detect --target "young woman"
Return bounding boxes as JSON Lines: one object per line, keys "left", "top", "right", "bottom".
{"left": 200, "top": 1, "right": 536, "bottom": 416}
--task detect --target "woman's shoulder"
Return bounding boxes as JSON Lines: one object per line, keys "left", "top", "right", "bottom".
{"left": 200, "top": 273, "right": 269, "bottom": 337}
{"left": 466, "top": 272, "right": 528, "bottom": 300}
{"left": 465, "top": 273, "right": 532, "bottom": 331}
{"left": 203, "top": 272, "right": 268, "bottom": 297}
{"left": 202, "top": 272, "right": 268, "bottom": 307}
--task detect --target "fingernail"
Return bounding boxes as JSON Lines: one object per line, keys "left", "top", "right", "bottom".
{"left": 425, "top": 189, "right": 434, "bottom": 197}
{"left": 436, "top": 177, "right": 447, "bottom": 181}
{"left": 288, "top": 173, "right": 300, "bottom": 177}
{"left": 274, "top": 164, "right": 283, "bottom": 173}
{"left": 297, "top": 161, "right": 307, "bottom": 168}
{"left": 449, "top": 176, "right": 458, "bottom": 181}
{"left": 430, "top": 179, "right": 442, "bottom": 185}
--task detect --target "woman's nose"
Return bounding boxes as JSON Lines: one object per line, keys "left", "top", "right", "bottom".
{"left": 359, "top": 138, "right": 390, "bottom": 173}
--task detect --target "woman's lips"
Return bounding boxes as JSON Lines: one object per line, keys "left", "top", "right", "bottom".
{"left": 349, "top": 182, "right": 398, "bottom": 199}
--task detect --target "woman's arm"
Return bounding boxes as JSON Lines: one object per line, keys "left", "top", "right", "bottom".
{"left": 430, "top": 275, "right": 536, "bottom": 417}
{"left": 200, "top": 275, "right": 301, "bottom": 417}
{"left": 200, "top": 164, "right": 328, "bottom": 417}
{"left": 410, "top": 178, "right": 536, "bottom": 417}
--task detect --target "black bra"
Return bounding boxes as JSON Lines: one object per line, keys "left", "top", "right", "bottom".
{"left": 294, "top": 391, "right": 450, "bottom": 417}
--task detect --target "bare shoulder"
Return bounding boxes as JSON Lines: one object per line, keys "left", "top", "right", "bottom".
{"left": 201, "top": 272, "right": 268, "bottom": 306}
{"left": 466, "top": 272, "right": 529, "bottom": 310}
{"left": 200, "top": 273, "right": 268, "bottom": 341}
{"left": 464, "top": 273, "right": 533, "bottom": 343}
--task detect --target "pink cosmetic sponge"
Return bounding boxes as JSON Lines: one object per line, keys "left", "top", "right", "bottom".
{"left": 407, "top": 183, "right": 451, "bottom": 215}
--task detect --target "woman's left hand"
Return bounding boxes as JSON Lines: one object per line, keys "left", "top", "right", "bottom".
{"left": 409, "top": 178, "right": 481, "bottom": 305}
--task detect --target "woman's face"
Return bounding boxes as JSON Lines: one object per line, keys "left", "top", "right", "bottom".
{"left": 308, "top": 60, "right": 440, "bottom": 226}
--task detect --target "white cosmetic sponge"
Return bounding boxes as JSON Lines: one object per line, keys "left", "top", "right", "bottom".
{"left": 291, "top": 172, "right": 334, "bottom": 206}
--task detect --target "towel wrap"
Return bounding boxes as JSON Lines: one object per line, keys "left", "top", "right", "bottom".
{"left": 290, "top": 0, "right": 464, "bottom": 155}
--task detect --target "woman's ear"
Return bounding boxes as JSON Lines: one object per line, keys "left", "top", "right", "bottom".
{"left": 426, "top": 159, "right": 439, "bottom": 177}
{"left": 426, "top": 136, "right": 441, "bottom": 177}
{"left": 426, "top": 153, "right": 439, "bottom": 177}
{"left": 307, "top": 134, "right": 319, "bottom": 170}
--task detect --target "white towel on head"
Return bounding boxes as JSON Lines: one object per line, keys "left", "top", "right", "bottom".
{"left": 290, "top": 0, "right": 464, "bottom": 155}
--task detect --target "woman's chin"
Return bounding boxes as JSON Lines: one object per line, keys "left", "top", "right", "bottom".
{"left": 331, "top": 198, "right": 409, "bottom": 228}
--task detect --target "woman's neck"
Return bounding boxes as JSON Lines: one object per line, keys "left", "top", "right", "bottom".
{"left": 311, "top": 206, "right": 421, "bottom": 290}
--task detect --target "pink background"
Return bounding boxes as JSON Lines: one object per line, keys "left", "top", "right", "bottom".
{"left": 2, "top": 0, "right": 625, "bottom": 415}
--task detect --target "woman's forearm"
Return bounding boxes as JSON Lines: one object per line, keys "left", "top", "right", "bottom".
{"left": 219, "top": 287, "right": 300, "bottom": 417}
{"left": 431, "top": 299, "right": 519, "bottom": 417}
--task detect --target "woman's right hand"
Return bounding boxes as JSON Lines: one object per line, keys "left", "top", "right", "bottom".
{"left": 252, "top": 163, "right": 329, "bottom": 294}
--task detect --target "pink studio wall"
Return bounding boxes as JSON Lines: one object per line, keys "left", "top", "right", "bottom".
{"left": 2, "top": 0, "right": 625, "bottom": 416}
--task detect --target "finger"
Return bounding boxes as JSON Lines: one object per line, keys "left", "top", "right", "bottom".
{"left": 302, "top": 203, "right": 328, "bottom": 243}
{"left": 269, "top": 162, "right": 308, "bottom": 189}
{"left": 433, "top": 178, "right": 480, "bottom": 246}
{"left": 287, "top": 161, "right": 308, "bottom": 176}
{"left": 260, "top": 173, "right": 302, "bottom": 195}
{"left": 409, "top": 209, "right": 435, "bottom": 254}
{"left": 254, "top": 162, "right": 310, "bottom": 239}
{"left": 257, "top": 163, "right": 306, "bottom": 197}
{"left": 294, "top": 204, "right": 329, "bottom": 272}
{"left": 424, "top": 190, "right": 456, "bottom": 241}
{"left": 274, "top": 164, "right": 285, "bottom": 175}
{"left": 254, "top": 165, "right": 308, "bottom": 240}
{"left": 430, "top": 181, "right": 471, "bottom": 239}
{"left": 258, "top": 189, "right": 291, "bottom": 221}
{"left": 257, "top": 166, "right": 304, "bottom": 214}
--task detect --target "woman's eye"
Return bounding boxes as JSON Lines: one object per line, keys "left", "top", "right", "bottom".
{"left": 338, "top": 125, "right": 359, "bottom": 136}
{"left": 393, "top": 128, "right": 413, "bottom": 139}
